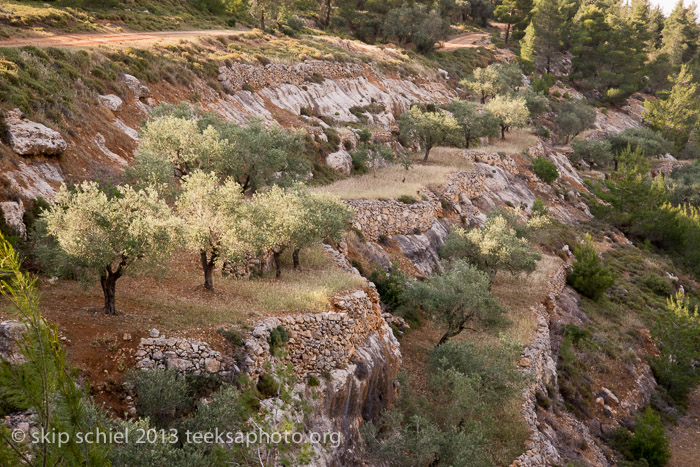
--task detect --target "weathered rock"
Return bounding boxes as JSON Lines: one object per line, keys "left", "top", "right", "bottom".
{"left": 123, "top": 73, "right": 150, "bottom": 98}
{"left": 0, "top": 201, "right": 26, "bottom": 238}
{"left": 4, "top": 109, "right": 67, "bottom": 156}
{"left": 0, "top": 321, "right": 26, "bottom": 364}
{"left": 326, "top": 149, "right": 353, "bottom": 175}
{"left": 98, "top": 94, "right": 123, "bottom": 111}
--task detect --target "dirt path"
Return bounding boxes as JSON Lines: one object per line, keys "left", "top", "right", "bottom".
{"left": 439, "top": 22, "right": 506, "bottom": 51}
{"left": 0, "top": 29, "right": 245, "bottom": 48}
{"left": 668, "top": 387, "right": 700, "bottom": 466}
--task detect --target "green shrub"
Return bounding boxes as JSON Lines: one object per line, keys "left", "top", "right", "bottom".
{"left": 533, "top": 157, "right": 559, "bottom": 183}
{"left": 639, "top": 273, "right": 674, "bottom": 296}
{"left": 242, "top": 83, "right": 255, "bottom": 93}
{"left": 397, "top": 195, "right": 418, "bottom": 204}
{"left": 129, "top": 369, "right": 191, "bottom": 428}
{"left": 268, "top": 325, "right": 289, "bottom": 356}
{"left": 368, "top": 262, "right": 410, "bottom": 312}
{"left": 532, "top": 197, "right": 548, "bottom": 216}
{"left": 256, "top": 373, "right": 279, "bottom": 399}
{"left": 307, "top": 375, "right": 320, "bottom": 387}
{"left": 567, "top": 235, "right": 615, "bottom": 300}
{"left": 625, "top": 408, "right": 671, "bottom": 467}
{"left": 218, "top": 328, "right": 244, "bottom": 347}
{"left": 300, "top": 107, "right": 313, "bottom": 117}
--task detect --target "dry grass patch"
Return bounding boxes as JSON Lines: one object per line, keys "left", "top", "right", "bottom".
{"left": 313, "top": 164, "right": 454, "bottom": 199}
{"left": 489, "top": 254, "right": 564, "bottom": 346}
{"left": 428, "top": 146, "right": 475, "bottom": 170}
{"left": 478, "top": 128, "right": 539, "bottom": 155}
{"left": 312, "top": 151, "right": 473, "bottom": 200}
{"left": 2, "top": 245, "right": 364, "bottom": 332}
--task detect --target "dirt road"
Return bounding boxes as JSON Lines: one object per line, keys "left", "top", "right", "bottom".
{"left": 0, "top": 29, "right": 245, "bottom": 48}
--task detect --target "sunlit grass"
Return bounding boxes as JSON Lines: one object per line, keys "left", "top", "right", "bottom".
{"left": 312, "top": 149, "right": 473, "bottom": 200}
{"left": 478, "top": 128, "right": 539, "bottom": 155}
{"left": 14, "top": 245, "right": 365, "bottom": 331}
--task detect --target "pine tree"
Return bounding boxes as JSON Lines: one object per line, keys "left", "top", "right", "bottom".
{"left": 644, "top": 65, "right": 700, "bottom": 152}
{"left": 570, "top": 0, "right": 646, "bottom": 102}
{"left": 526, "top": 0, "right": 565, "bottom": 74}
{"left": 494, "top": 0, "right": 533, "bottom": 43}
{"left": 660, "top": 0, "right": 700, "bottom": 66}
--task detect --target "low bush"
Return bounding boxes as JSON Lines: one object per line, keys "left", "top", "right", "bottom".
{"left": 397, "top": 195, "right": 418, "bottom": 204}
{"left": 639, "top": 273, "right": 674, "bottom": 296}
{"left": 268, "top": 325, "right": 289, "bottom": 356}
{"left": 567, "top": 234, "right": 615, "bottom": 300}
{"left": 129, "top": 369, "right": 191, "bottom": 428}
{"left": 533, "top": 157, "right": 559, "bottom": 183}
{"left": 256, "top": 373, "right": 279, "bottom": 399}
{"left": 616, "top": 408, "right": 671, "bottom": 467}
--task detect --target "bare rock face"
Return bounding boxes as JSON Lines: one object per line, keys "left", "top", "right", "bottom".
{"left": 123, "top": 73, "right": 150, "bottom": 99}
{"left": 326, "top": 149, "right": 353, "bottom": 175}
{"left": 4, "top": 109, "right": 67, "bottom": 156}
{"left": 98, "top": 94, "right": 123, "bottom": 111}
{"left": 0, "top": 321, "right": 26, "bottom": 365}
{"left": 0, "top": 201, "right": 26, "bottom": 238}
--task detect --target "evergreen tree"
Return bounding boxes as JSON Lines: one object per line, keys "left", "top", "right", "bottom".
{"left": 570, "top": 0, "right": 646, "bottom": 102}
{"left": 660, "top": 0, "right": 700, "bottom": 66}
{"left": 644, "top": 65, "right": 700, "bottom": 152}
{"left": 494, "top": 0, "right": 533, "bottom": 43}
{"left": 520, "top": 0, "right": 565, "bottom": 73}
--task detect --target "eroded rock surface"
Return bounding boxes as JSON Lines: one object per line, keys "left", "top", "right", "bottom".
{"left": 4, "top": 109, "right": 67, "bottom": 156}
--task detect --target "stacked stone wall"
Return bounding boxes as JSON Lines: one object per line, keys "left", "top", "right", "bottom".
{"left": 244, "top": 286, "right": 391, "bottom": 377}
{"left": 346, "top": 198, "right": 441, "bottom": 242}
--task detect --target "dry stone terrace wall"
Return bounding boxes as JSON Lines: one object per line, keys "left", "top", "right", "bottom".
{"left": 135, "top": 329, "right": 235, "bottom": 377}
{"left": 218, "top": 60, "right": 366, "bottom": 92}
{"left": 244, "top": 286, "right": 390, "bottom": 377}
{"left": 346, "top": 197, "right": 442, "bottom": 242}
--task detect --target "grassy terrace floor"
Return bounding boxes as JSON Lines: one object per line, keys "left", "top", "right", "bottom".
{"left": 312, "top": 147, "right": 474, "bottom": 199}
{"left": 0, "top": 245, "right": 364, "bottom": 334}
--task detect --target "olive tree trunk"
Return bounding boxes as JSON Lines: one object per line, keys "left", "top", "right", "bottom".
{"left": 200, "top": 249, "right": 217, "bottom": 291}
{"left": 100, "top": 263, "right": 124, "bottom": 315}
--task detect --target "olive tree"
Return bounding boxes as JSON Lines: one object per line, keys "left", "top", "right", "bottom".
{"left": 126, "top": 116, "right": 226, "bottom": 198}
{"left": 237, "top": 186, "right": 351, "bottom": 278}
{"left": 43, "top": 183, "right": 178, "bottom": 315}
{"left": 176, "top": 171, "right": 247, "bottom": 291}
{"left": 237, "top": 186, "right": 302, "bottom": 279}
{"left": 554, "top": 99, "right": 596, "bottom": 144}
{"left": 290, "top": 189, "right": 352, "bottom": 269}
{"left": 398, "top": 105, "right": 459, "bottom": 162}
{"left": 403, "top": 259, "right": 505, "bottom": 345}
{"left": 218, "top": 119, "right": 311, "bottom": 194}
{"left": 440, "top": 213, "right": 541, "bottom": 279}
{"left": 460, "top": 63, "right": 523, "bottom": 104}
{"left": 447, "top": 100, "right": 500, "bottom": 148}
{"left": 484, "top": 95, "right": 530, "bottom": 139}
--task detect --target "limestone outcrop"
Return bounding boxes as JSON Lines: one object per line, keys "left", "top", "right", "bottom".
{"left": 0, "top": 201, "right": 26, "bottom": 238}
{"left": 326, "top": 149, "right": 353, "bottom": 175}
{"left": 4, "top": 109, "right": 67, "bottom": 156}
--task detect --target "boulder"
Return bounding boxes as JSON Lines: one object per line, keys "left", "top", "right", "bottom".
{"left": 0, "top": 201, "right": 26, "bottom": 238}
{"left": 4, "top": 109, "right": 67, "bottom": 156}
{"left": 98, "top": 94, "right": 123, "bottom": 111}
{"left": 0, "top": 321, "right": 26, "bottom": 364}
{"left": 326, "top": 149, "right": 353, "bottom": 175}
{"left": 123, "top": 74, "right": 150, "bottom": 99}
